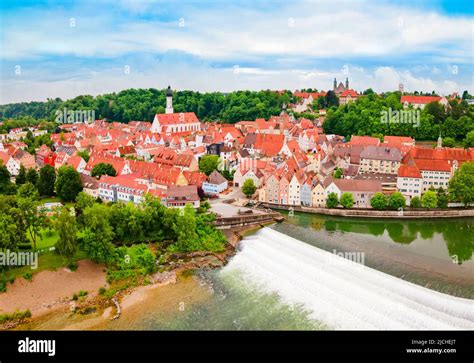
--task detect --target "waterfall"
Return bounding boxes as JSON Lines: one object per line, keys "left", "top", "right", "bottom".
{"left": 223, "top": 228, "right": 474, "bottom": 330}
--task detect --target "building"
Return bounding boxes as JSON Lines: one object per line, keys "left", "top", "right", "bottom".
{"left": 0, "top": 151, "right": 20, "bottom": 176}
{"left": 202, "top": 170, "right": 228, "bottom": 195}
{"left": 359, "top": 146, "right": 402, "bottom": 174}
{"left": 325, "top": 179, "right": 383, "bottom": 208}
{"left": 396, "top": 164, "right": 422, "bottom": 200}
{"left": 80, "top": 174, "right": 100, "bottom": 198}
{"left": 165, "top": 185, "right": 200, "bottom": 208}
{"left": 400, "top": 95, "right": 449, "bottom": 109}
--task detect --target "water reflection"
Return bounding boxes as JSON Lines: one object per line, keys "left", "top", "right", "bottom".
{"left": 283, "top": 212, "right": 474, "bottom": 264}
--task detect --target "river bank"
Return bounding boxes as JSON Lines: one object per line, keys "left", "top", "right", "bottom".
{"left": 0, "top": 225, "right": 255, "bottom": 330}
{"left": 261, "top": 203, "right": 474, "bottom": 219}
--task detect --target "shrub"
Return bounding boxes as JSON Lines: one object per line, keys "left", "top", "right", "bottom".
{"left": 98, "top": 287, "right": 106, "bottom": 295}
{"left": 388, "top": 192, "right": 406, "bottom": 210}
{"left": 410, "top": 196, "right": 422, "bottom": 208}
{"left": 339, "top": 192, "right": 354, "bottom": 209}
{"left": 422, "top": 191, "right": 438, "bottom": 209}
{"left": 326, "top": 192, "right": 339, "bottom": 208}
{"left": 370, "top": 192, "right": 387, "bottom": 210}
{"left": 22, "top": 272, "right": 32, "bottom": 281}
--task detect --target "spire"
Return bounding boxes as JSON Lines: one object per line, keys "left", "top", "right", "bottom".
{"left": 345, "top": 77, "right": 349, "bottom": 89}
{"left": 333, "top": 78, "right": 337, "bottom": 89}
{"left": 165, "top": 85, "right": 173, "bottom": 114}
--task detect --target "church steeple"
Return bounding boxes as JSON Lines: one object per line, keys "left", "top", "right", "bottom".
{"left": 165, "top": 85, "right": 173, "bottom": 114}
{"left": 345, "top": 77, "right": 349, "bottom": 89}
{"left": 333, "top": 78, "right": 337, "bottom": 90}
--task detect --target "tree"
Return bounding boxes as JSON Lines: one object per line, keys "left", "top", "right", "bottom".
{"left": 463, "top": 130, "right": 474, "bottom": 148}
{"left": 199, "top": 155, "right": 219, "bottom": 176}
{"left": 449, "top": 162, "right": 474, "bottom": 206}
{"left": 16, "top": 165, "right": 27, "bottom": 185}
{"left": 333, "top": 168, "right": 343, "bottom": 179}
{"left": 326, "top": 192, "right": 339, "bottom": 208}
{"left": 77, "top": 150, "right": 90, "bottom": 162}
{"left": 410, "top": 196, "right": 422, "bottom": 208}
{"left": 370, "top": 192, "right": 387, "bottom": 210}
{"left": 442, "top": 137, "right": 455, "bottom": 148}
{"left": 388, "top": 192, "right": 406, "bottom": 210}
{"left": 437, "top": 187, "right": 448, "bottom": 208}
{"left": 25, "top": 168, "right": 38, "bottom": 186}
{"left": 54, "top": 207, "right": 78, "bottom": 263}
{"left": 37, "top": 165, "right": 56, "bottom": 196}
{"left": 81, "top": 204, "right": 115, "bottom": 264}
{"left": 91, "top": 163, "right": 117, "bottom": 178}
{"left": 16, "top": 183, "right": 44, "bottom": 251}
{"left": 172, "top": 205, "right": 199, "bottom": 252}
{"left": 325, "top": 91, "right": 339, "bottom": 108}
{"left": 242, "top": 179, "right": 257, "bottom": 198}
{"left": 340, "top": 192, "right": 354, "bottom": 208}
{"left": 55, "top": 166, "right": 83, "bottom": 202}
{"left": 421, "top": 191, "right": 438, "bottom": 209}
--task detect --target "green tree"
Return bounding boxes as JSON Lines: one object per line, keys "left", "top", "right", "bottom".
{"left": 16, "top": 165, "right": 27, "bottom": 185}
{"left": 16, "top": 183, "right": 44, "bottom": 251}
{"left": 55, "top": 166, "right": 83, "bottom": 202}
{"left": 25, "top": 168, "right": 38, "bottom": 186}
{"left": 333, "top": 168, "right": 343, "bottom": 179}
{"left": 199, "top": 155, "right": 219, "bottom": 176}
{"left": 171, "top": 205, "right": 199, "bottom": 252}
{"left": 37, "top": 165, "right": 56, "bottom": 196}
{"left": 326, "top": 192, "right": 339, "bottom": 208}
{"left": 81, "top": 204, "right": 115, "bottom": 264}
{"left": 242, "top": 179, "right": 257, "bottom": 198}
{"left": 388, "top": 192, "right": 406, "bottom": 210}
{"left": 437, "top": 187, "right": 448, "bottom": 208}
{"left": 340, "top": 192, "right": 354, "bottom": 208}
{"left": 371, "top": 192, "right": 387, "bottom": 210}
{"left": 54, "top": 207, "right": 78, "bottom": 262}
{"left": 0, "top": 161, "right": 12, "bottom": 194}
{"left": 77, "top": 150, "right": 90, "bottom": 162}
{"left": 410, "top": 196, "right": 422, "bottom": 208}
{"left": 91, "top": 163, "right": 117, "bottom": 178}
{"left": 463, "top": 130, "right": 474, "bottom": 148}
{"left": 421, "top": 191, "right": 438, "bottom": 209}
{"left": 449, "top": 162, "right": 474, "bottom": 206}
{"left": 442, "top": 137, "right": 455, "bottom": 148}
{"left": 75, "top": 191, "right": 96, "bottom": 226}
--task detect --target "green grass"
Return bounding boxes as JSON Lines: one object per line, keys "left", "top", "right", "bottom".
{"left": 4, "top": 250, "right": 88, "bottom": 281}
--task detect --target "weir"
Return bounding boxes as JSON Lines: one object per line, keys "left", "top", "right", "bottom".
{"left": 224, "top": 228, "right": 474, "bottom": 330}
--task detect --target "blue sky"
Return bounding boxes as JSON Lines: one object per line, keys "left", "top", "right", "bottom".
{"left": 0, "top": 0, "right": 473, "bottom": 103}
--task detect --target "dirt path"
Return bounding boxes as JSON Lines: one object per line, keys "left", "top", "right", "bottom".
{"left": 0, "top": 260, "right": 107, "bottom": 317}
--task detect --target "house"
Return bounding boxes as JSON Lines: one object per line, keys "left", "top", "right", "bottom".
{"left": 36, "top": 145, "right": 56, "bottom": 167}
{"left": 396, "top": 164, "right": 422, "bottom": 200}
{"left": 202, "top": 170, "right": 228, "bottom": 195}
{"left": 233, "top": 168, "right": 264, "bottom": 188}
{"left": 401, "top": 95, "right": 449, "bottom": 109}
{"left": 300, "top": 178, "right": 313, "bottom": 206}
{"left": 65, "top": 156, "right": 87, "bottom": 173}
{"left": 80, "top": 174, "right": 100, "bottom": 198}
{"left": 265, "top": 174, "right": 280, "bottom": 204}
{"left": 98, "top": 174, "right": 148, "bottom": 204}
{"left": 311, "top": 181, "right": 326, "bottom": 207}
{"left": 288, "top": 172, "right": 304, "bottom": 206}
{"left": 165, "top": 185, "right": 200, "bottom": 208}
{"left": 278, "top": 173, "right": 290, "bottom": 205}
{"left": 339, "top": 89, "right": 359, "bottom": 105}
{"left": 12, "top": 149, "right": 35, "bottom": 169}
{"left": 359, "top": 146, "right": 402, "bottom": 174}
{"left": 0, "top": 151, "right": 20, "bottom": 176}
{"left": 325, "top": 179, "right": 383, "bottom": 208}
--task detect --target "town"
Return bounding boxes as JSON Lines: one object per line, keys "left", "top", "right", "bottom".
{"left": 1, "top": 82, "right": 473, "bottom": 213}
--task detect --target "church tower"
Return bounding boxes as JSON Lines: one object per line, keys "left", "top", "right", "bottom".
{"left": 333, "top": 78, "right": 337, "bottom": 90}
{"left": 165, "top": 85, "right": 174, "bottom": 114}
{"left": 345, "top": 77, "right": 349, "bottom": 89}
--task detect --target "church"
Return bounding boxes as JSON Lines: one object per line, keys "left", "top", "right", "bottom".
{"left": 333, "top": 78, "right": 359, "bottom": 105}
{"left": 151, "top": 86, "right": 202, "bottom": 134}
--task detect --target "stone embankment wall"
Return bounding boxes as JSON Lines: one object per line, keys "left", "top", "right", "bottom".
{"left": 260, "top": 203, "right": 474, "bottom": 219}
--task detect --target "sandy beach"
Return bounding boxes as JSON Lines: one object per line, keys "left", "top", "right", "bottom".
{"left": 0, "top": 260, "right": 107, "bottom": 317}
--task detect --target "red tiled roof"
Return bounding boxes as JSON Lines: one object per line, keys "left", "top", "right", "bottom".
{"left": 397, "top": 164, "right": 422, "bottom": 178}
{"left": 401, "top": 95, "right": 442, "bottom": 104}
{"left": 155, "top": 112, "right": 199, "bottom": 125}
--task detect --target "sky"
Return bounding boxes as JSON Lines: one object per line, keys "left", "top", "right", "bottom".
{"left": 0, "top": 0, "right": 473, "bottom": 104}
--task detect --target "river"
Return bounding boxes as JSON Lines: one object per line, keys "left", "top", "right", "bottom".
{"left": 22, "top": 214, "right": 474, "bottom": 330}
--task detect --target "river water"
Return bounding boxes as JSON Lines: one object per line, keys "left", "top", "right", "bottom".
{"left": 23, "top": 214, "right": 474, "bottom": 330}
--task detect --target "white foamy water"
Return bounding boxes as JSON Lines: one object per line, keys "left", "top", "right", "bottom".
{"left": 223, "top": 228, "right": 474, "bottom": 330}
